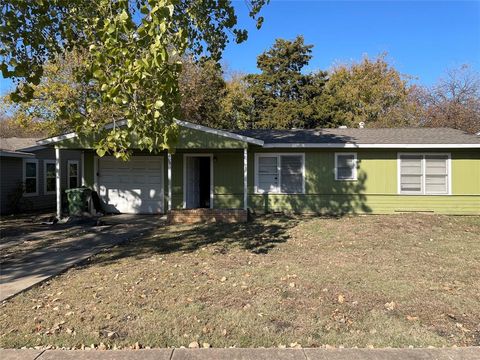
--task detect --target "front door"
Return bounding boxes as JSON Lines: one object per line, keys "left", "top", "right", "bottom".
{"left": 185, "top": 155, "right": 211, "bottom": 208}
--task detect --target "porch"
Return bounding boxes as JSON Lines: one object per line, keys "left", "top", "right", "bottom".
{"left": 44, "top": 121, "right": 262, "bottom": 221}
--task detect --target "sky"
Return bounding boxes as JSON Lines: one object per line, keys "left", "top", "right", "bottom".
{"left": 1, "top": 0, "right": 479, "bottom": 95}
{"left": 222, "top": 0, "right": 480, "bottom": 85}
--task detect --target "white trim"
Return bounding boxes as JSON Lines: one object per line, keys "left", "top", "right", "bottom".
{"left": 18, "top": 145, "right": 46, "bottom": 152}
{"left": 55, "top": 147, "right": 61, "bottom": 218}
{"left": 182, "top": 153, "right": 214, "bottom": 209}
{"left": 37, "top": 119, "right": 264, "bottom": 146}
{"left": 334, "top": 152, "right": 358, "bottom": 181}
{"left": 93, "top": 155, "right": 99, "bottom": 193}
{"left": 263, "top": 143, "right": 480, "bottom": 149}
{"left": 167, "top": 153, "right": 172, "bottom": 211}
{"left": 174, "top": 120, "right": 264, "bottom": 146}
{"left": 22, "top": 158, "right": 39, "bottom": 196}
{"left": 0, "top": 150, "right": 35, "bottom": 158}
{"left": 254, "top": 153, "right": 305, "bottom": 195}
{"left": 43, "top": 160, "right": 57, "bottom": 195}
{"left": 67, "top": 160, "right": 80, "bottom": 189}
{"left": 81, "top": 152, "right": 85, "bottom": 186}
{"left": 397, "top": 152, "right": 452, "bottom": 196}
{"left": 243, "top": 148, "right": 248, "bottom": 211}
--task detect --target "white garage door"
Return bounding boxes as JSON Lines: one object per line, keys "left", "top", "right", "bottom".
{"left": 97, "top": 156, "right": 164, "bottom": 214}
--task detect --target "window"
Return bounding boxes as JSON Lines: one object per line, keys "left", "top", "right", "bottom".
{"left": 398, "top": 153, "right": 450, "bottom": 195}
{"left": 335, "top": 153, "right": 357, "bottom": 180}
{"left": 23, "top": 159, "right": 38, "bottom": 196}
{"left": 44, "top": 160, "right": 56, "bottom": 194}
{"left": 67, "top": 160, "right": 79, "bottom": 189}
{"left": 255, "top": 154, "right": 304, "bottom": 194}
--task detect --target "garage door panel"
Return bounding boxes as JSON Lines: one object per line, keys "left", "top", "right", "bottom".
{"left": 98, "top": 156, "right": 164, "bottom": 214}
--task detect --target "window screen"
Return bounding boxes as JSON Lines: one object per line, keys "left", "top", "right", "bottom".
{"left": 45, "top": 162, "right": 56, "bottom": 193}
{"left": 399, "top": 154, "right": 449, "bottom": 195}
{"left": 400, "top": 155, "right": 423, "bottom": 193}
{"left": 425, "top": 155, "right": 448, "bottom": 194}
{"left": 24, "top": 161, "right": 37, "bottom": 194}
{"left": 280, "top": 155, "right": 303, "bottom": 193}
{"left": 256, "top": 154, "right": 304, "bottom": 194}
{"left": 258, "top": 156, "right": 278, "bottom": 193}
{"left": 68, "top": 162, "right": 79, "bottom": 189}
{"left": 336, "top": 154, "right": 356, "bottom": 180}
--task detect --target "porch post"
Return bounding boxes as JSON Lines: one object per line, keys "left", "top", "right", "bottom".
{"left": 243, "top": 147, "right": 248, "bottom": 211}
{"left": 167, "top": 153, "right": 172, "bottom": 211}
{"left": 81, "top": 151, "right": 85, "bottom": 186}
{"left": 55, "top": 146, "right": 61, "bottom": 219}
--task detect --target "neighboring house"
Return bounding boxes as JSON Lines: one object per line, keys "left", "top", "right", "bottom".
{"left": 36, "top": 120, "right": 480, "bottom": 218}
{"left": 0, "top": 138, "right": 82, "bottom": 214}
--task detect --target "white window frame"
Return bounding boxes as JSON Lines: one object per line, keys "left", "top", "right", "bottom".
{"left": 334, "top": 152, "right": 358, "bottom": 181}
{"left": 67, "top": 160, "right": 80, "bottom": 189}
{"left": 22, "top": 159, "right": 39, "bottom": 196}
{"left": 254, "top": 153, "right": 305, "bottom": 194}
{"left": 397, "top": 153, "right": 452, "bottom": 195}
{"left": 44, "top": 160, "right": 57, "bottom": 195}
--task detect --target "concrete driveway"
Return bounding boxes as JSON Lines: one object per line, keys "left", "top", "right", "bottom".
{"left": 0, "top": 214, "right": 164, "bottom": 301}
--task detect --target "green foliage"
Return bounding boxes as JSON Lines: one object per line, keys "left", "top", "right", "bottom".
{"left": 2, "top": 50, "right": 91, "bottom": 136}
{"left": 318, "top": 54, "right": 410, "bottom": 128}
{"left": 1, "top": 0, "right": 268, "bottom": 158}
{"left": 245, "top": 36, "right": 328, "bottom": 129}
{"left": 179, "top": 57, "right": 226, "bottom": 128}
{"left": 220, "top": 74, "right": 254, "bottom": 129}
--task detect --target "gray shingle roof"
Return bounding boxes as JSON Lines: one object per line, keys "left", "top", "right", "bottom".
{"left": 232, "top": 127, "right": 480, "bottom": 145}
{"left": 0, "top": 137, "right": 41, "bottom": 151}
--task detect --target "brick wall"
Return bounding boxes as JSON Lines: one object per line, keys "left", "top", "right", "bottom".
{"left": 168, "top": 208, "right": 248, "bottom": 224}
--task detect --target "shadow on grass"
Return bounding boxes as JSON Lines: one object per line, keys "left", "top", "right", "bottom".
{"left": 90, "top": 215, "right": 300, "bottom": 267}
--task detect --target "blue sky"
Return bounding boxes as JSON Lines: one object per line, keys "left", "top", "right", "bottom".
{"left": 1, "top": 0, "right": 479, "bottom": 95}
{"left": 222, "top": 0, "right": 480, "bottom": 85}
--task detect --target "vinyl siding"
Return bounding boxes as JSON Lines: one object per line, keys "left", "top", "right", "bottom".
{"left": 0, "top": 148, "right": 83, "bottom": 214}
{"left": 80, "top": 148, "right": 479, "bottom": 215}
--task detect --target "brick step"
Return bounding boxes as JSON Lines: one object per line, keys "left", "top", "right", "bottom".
{"left": 167, "top": 209, "right": 247, "bottom": 224}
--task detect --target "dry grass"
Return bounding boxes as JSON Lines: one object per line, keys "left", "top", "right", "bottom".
{"left": 1, "top": 214, "right": 479, "bottom": 349}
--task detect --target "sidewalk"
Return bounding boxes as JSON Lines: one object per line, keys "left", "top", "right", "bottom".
{"left": 0, "top": 215, "right": 163, "bottom": 301}
{"left": 1, "top": 347, "right": 479, "bottom": 360}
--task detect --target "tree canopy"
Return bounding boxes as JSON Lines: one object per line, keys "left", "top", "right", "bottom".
{"left": 1, "top": 0, "right": 268, "bottom": 157}
{"left": 245, "top": 36, "right": 327, "bottom": 129}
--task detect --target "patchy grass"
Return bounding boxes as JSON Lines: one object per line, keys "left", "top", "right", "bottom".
{"left": 1, "top": 214, "right": 479, "bottom": 349}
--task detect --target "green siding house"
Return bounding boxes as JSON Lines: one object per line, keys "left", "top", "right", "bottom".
{"left": 37, "top": 120, "right": 480, "bottom": 218}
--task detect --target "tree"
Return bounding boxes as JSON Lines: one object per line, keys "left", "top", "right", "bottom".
{"left": 420, "top": 65, "right": 480, "bottom": 133}
{"left": 1, "top": 0, "right": 268, "bottom": 158}
{"left": 1, "top": 49, "right": 99, "bottom": 137}
{"left": 0, "top": 113, "right": 47, "bottom": 137}
{"left": 220, "top": 73, "right": 254, "bottom": 129}
{"left": 179, "top": 57, "right": 226, "bottom": 128}
{"left": 318, "top": 54, "right": 410, "bottom": 128}
{"left": 246, "top": 36, "right": 328, "bottom": 129}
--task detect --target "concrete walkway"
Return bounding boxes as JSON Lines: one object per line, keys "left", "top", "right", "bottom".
{"left": 0, "top": 215, "right": 164, "bottom": 301}
{"left": 1, "top": 348, "right": 479, "bottom": 360}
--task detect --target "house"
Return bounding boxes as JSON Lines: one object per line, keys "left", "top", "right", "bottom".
{"left": 0, "top": 137, "right": 82, "bottom": 214}
{"left": 35, "top": 120, "right": 480, "bottom": 220}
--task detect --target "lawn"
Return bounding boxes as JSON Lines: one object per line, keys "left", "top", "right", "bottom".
{"left": 1, "top": 214, "right": 479, "bottom": 349}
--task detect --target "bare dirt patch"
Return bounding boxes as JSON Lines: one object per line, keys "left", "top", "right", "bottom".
{"left": 0, "top": 214, "right": 479, "bottom": 349}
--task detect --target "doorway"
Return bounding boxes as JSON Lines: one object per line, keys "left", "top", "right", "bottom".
{"left": 184, "top": 155, "right": 212, "bottom": 209}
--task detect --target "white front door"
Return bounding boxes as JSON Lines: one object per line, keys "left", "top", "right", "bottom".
{"left": 97, "top": 156, "right": 164, "bottom": 214}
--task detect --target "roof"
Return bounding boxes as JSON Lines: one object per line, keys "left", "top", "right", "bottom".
{"left": 0, "top": 149, "right": 35, "bottom": 158}
{"left": 233, "top": 127, "right": 480, "bottom": 148}
{"left": 0, "top": 137, "right": 41, "bottom": 151}
{"left": 37, "top": 119, "right": 264, "bottom": 146}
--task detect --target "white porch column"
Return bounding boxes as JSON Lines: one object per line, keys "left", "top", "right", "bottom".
{"left": 167, "top": 153, "right": 172, "bottom": 211}
{"left": 55, "top": 146, "right": 61, "bottom": 219}
{"left": 81, "top": 151, "right": 85, "bottom": 186}
{"left": 243, "top": 147, "right": 248, "bottom": 211}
